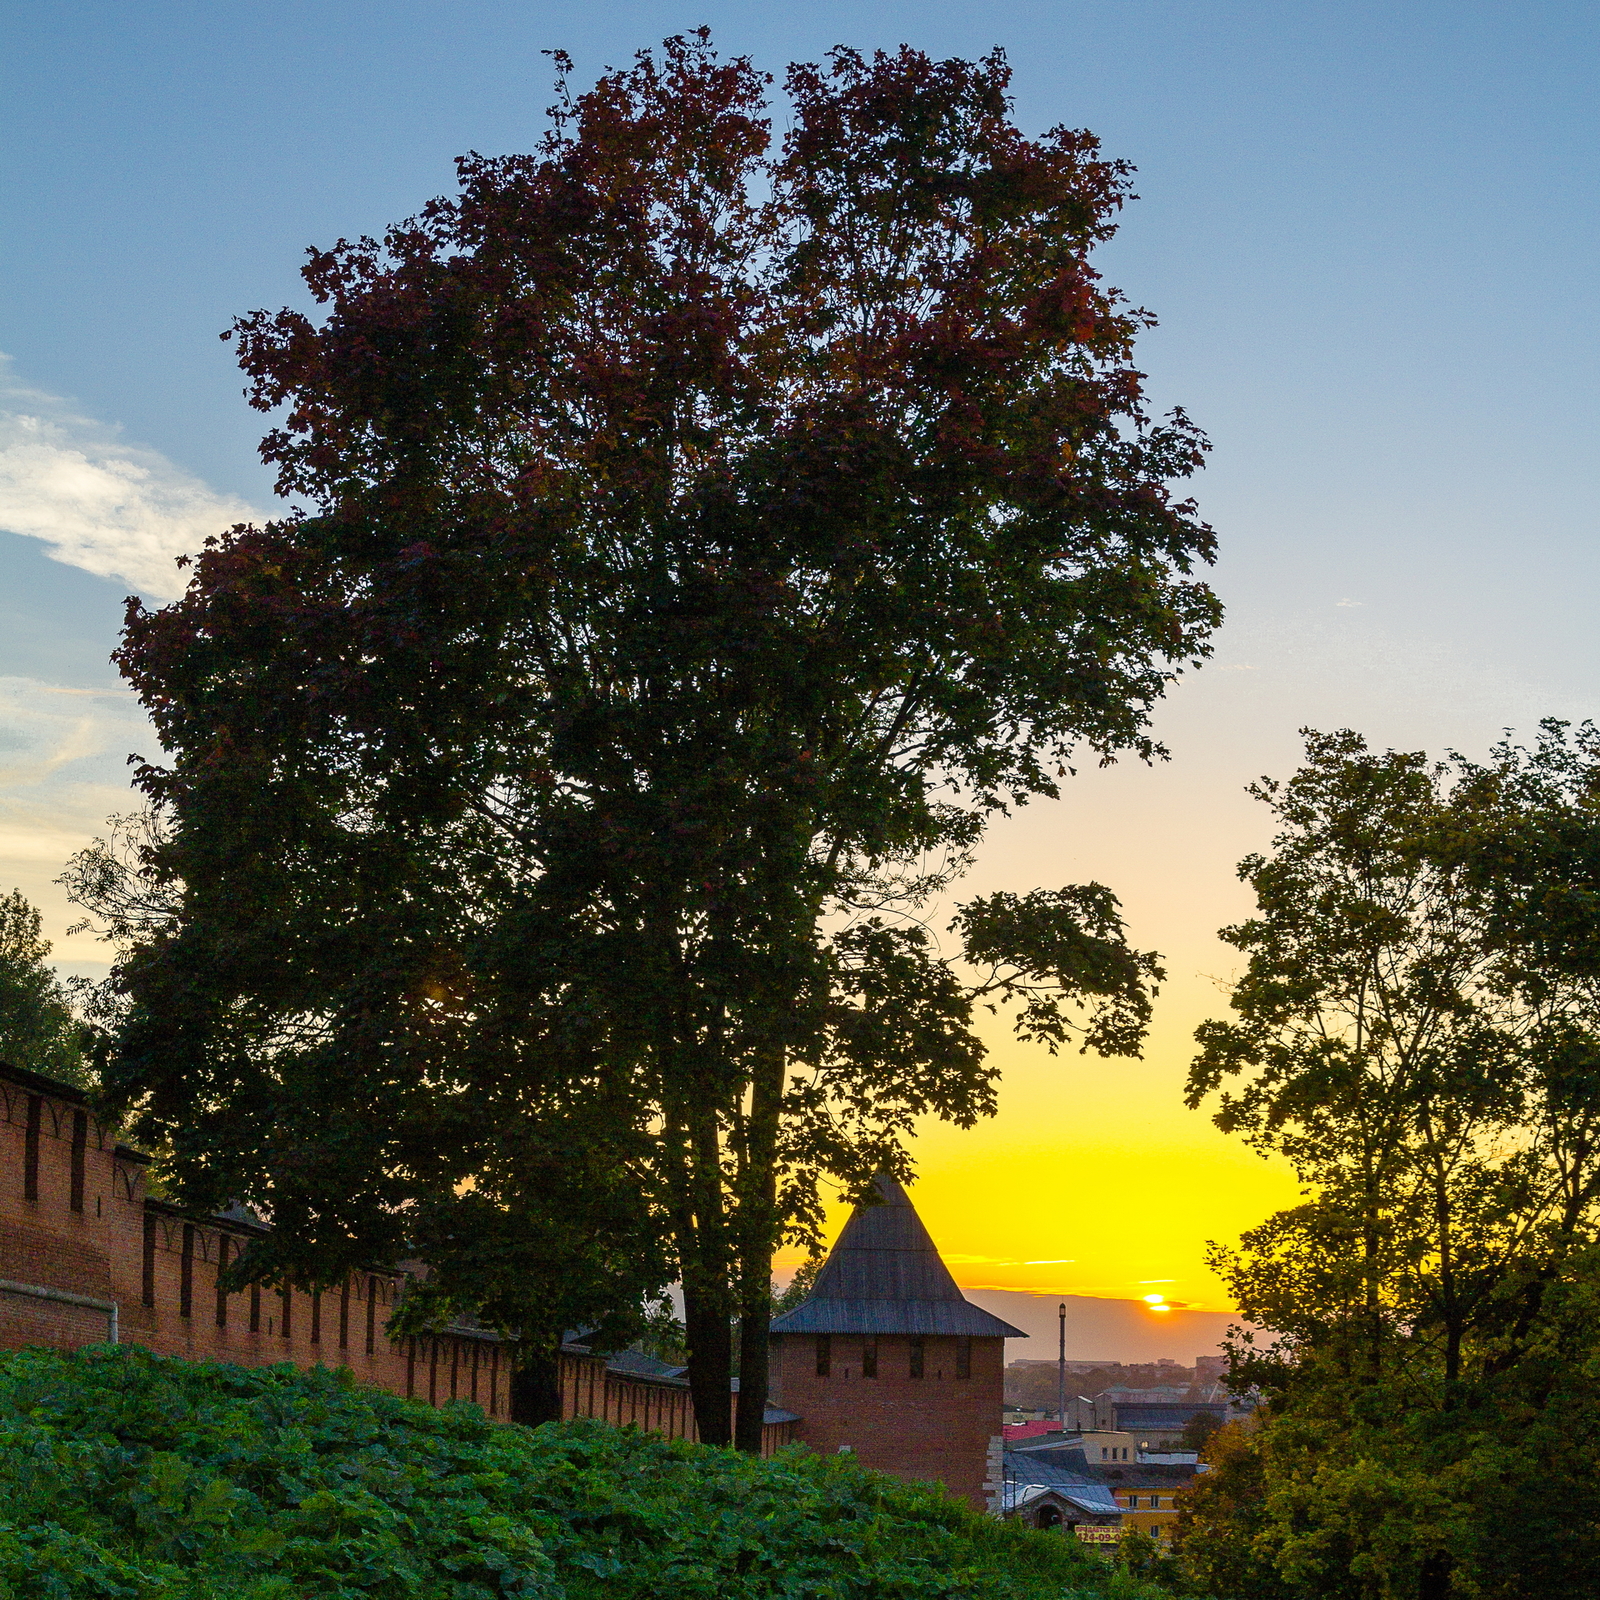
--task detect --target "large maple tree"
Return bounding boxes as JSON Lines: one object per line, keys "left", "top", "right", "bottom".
{"left": 106, "top": 35, "right": 1219, "bottom": 1444}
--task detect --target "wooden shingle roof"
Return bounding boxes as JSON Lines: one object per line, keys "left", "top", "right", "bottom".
{"left": 770, "top": 1175, "right": 1025, "bottom": 1338}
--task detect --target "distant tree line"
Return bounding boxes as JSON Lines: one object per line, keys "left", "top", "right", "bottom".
{"left": 1003, "top": 1360, "right": 1214, "bottom": 1410}
{"left": 0, "top": 888, "right": 90, "bottom": 1086}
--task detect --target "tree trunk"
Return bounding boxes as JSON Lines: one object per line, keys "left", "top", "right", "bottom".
{"left": 1418, "top": 1549, "right": 1454, "bottom": 1600}
{"left": 734, "top": 1046, "right": 785, "bottom": 1453}
{"left": 683, "top": 1280, "right": 734, "bottom": 1446}
{"left": 1428, "top": 1132, "right": 1462, "bottom": 1393}
{"left": 1360, "top": 1145, "right": 1384, "bottom": 1383}
{"left": 734, "top": 1288, "right": 773, "bottom": 1455}
{"left": 679, "top": 1101, "right": 734, "bottom": 1447}
{"left": 509, "top": 1338, "right": 562, "bottom": 1426}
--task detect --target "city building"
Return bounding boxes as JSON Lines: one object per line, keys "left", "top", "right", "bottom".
{"left": 1114, "top": 1399, "right": 1230, "bottom": 1439}
{"left": 1076, "top": 1429, "right": 1140, "bottom": 1463}
{"left": 1006, "top": 1434, "right": 1201, "bottom": 1542}
{"left": 995, "top": 1448, "right": 1122, "bottom": 1538}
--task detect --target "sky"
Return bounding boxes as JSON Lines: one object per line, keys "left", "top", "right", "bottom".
{"left": 3, "top": 0, "right": 1597, "bottom": 1358}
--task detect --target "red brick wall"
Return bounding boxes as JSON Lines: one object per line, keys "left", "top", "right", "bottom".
{"left": 0, "top": 1068, "right": 800, "bottom": 1452}
{"left": 768, "top": 1331, "right": 1004, "bottom": 1506}
{"left": 0, "top": 1070, "right": 423, "bottom": 1395}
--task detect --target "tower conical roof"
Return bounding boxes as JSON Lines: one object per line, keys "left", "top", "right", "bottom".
{"left": 770, "top": 1175, "right": 1025, "bottom": 1338}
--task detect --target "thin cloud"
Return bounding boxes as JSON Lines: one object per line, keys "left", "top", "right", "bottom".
{"left": 0, "top": 356, "right": 267, "bottom": 601}
{"left": 0, "top": 674, "right": 155, "bottom": 960}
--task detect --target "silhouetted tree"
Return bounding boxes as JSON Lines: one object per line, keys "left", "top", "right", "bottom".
{"left": 1180, "top": 723, "right": 1600, "bottom": 1599}
{"left": 102, "top": 34, "right": 1217, "bottom": 1446}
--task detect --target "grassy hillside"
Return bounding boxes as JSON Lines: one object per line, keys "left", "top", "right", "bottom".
{"left": 0, "top": 1346, "right": 1166, "bottom": 1599}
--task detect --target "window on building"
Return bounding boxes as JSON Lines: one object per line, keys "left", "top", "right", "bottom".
{"left": 816, "top": 1334, "right": 831, "bottom": 1377}
{"left": 908, "top": 1336, "right": 925, "bottom": 1379}
{"left": 861, "top": 1336, "right": 878, "bottom": 1378}
{"left": 956, "top": 1336, "right": 972, "bottom": 1379}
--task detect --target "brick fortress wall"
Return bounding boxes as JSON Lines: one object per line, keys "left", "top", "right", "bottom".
{"left": 0, "top": 1062, "right": 798, "bottom": 1453}
{"left": 2, "top": 1061, "right": 431, "bottom": 1392}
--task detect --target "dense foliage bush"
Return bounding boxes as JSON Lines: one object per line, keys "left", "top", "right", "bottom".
{"left": 0, "top": 1348, "right": 1161, "bottom": 1599}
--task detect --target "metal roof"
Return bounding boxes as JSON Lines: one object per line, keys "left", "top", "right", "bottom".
{"left": 1002, "top": 1481, "right": 1122, "bottom": 1518}
{"left": 1112, "top": 1402, "right": 1229, "bottom": 1431}
{"left": 1008, "top": 1443, "right": 1199, "bottom": 1484}
{"left": 603, "top": 1348, "right": 689, "bottom": 1381}
{"left": 0, "top": 1058, "right": 90, "bottom": 1105}
{"left": 770, "top": 1297, "right": 1025, "bottom": 1336}
{"left": 769, "top": 1176, "right": 1025, "bottom": 1339}
{"left": 1001, "top": 1452, "right": 1123, "bottom": 1515}
{"left": 1010, "top": 1442, "right": 1091, "bottom": 1468}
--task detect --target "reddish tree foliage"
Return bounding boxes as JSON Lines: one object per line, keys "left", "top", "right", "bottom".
{"left": 107, "top": 35, "right": 1219, "bottom": 1446}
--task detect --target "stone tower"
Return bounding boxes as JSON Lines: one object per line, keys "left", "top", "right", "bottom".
{"left": 768, "top": 1175, "right": 1023, "bottom": 1506}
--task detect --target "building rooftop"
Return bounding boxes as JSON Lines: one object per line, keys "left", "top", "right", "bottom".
{"left": 1112, "top": 1402, "right": 1231, "bottom": 1431}
{"left": 770, "top": 1176, "right": 1025, "bottom": 1339}
{"left": 1001, "top": 1450, "right": 1123, "bottom": 1516}
{"left": 1013, "top": 1442, "right": 1203, "bottom": 1486}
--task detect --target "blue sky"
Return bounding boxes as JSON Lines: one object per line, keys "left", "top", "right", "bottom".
{"left": 3, "top": 0, "right": 1598, "bottom": 1324}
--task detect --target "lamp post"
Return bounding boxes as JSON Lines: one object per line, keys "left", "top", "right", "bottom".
{"left": 1057, "top": 1301, "right": 1067, "bottom": 1432}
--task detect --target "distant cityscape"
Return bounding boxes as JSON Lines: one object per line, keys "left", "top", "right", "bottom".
{"left": 1004, "top": 1355, "right": 1231, "bottom": 1431}
{"left": 993, "top": 1356, "right": 1248, "bottom": 1542}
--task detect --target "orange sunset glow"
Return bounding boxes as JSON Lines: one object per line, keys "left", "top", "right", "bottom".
{"left": 777, "top": 675, "right": 1310, "bottom": 1335}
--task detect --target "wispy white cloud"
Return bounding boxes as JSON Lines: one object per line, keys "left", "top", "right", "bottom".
{"left": 0, "top": 356, "right": 267, "bottom": 600}
{"left": 0, "top": 675, "right": 151, "bottom": 965}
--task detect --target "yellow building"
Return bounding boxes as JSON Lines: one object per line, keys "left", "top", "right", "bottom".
{"left": 1111, "top": 1480, "right": 1185, "bottom": 1541}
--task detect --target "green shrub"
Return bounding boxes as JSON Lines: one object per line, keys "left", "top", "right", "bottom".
{"left": 0, "top": 1347, "right": 1166, "bottom": 1599}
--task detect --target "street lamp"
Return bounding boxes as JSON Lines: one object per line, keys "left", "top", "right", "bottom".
{"left": 1057, "top": 1301, "right": 1066, "bottom": 1431}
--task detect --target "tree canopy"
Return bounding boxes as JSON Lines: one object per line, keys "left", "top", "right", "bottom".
{"left": 1178, "top": 723, "right": 1600, "bottom": 1600}
{"left": 96, "top": 35, "right": 1219, "bottom": 1444}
